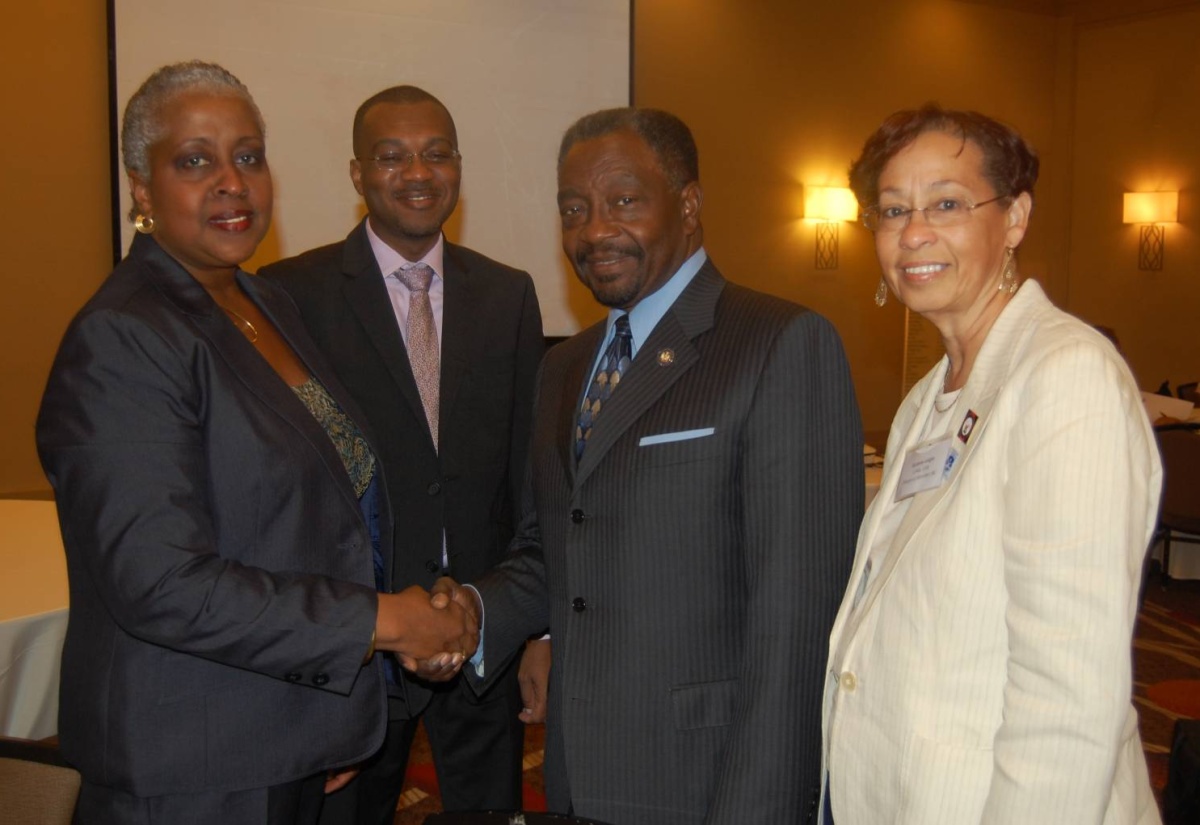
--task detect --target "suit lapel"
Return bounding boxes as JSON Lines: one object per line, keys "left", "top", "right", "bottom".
{"left": 835, "top": 283, "right": 1041, "bottom": 651}
{"left": 557, "top": 326, "right": 604, "bottom": 481}
{"left": 136, "top": 235, "right": 361, "bottom": 514}
{"left": 337, "top": 222, "right": 433, "bottom": 447}
{"left": 572, "top": 263, "right": 723, "bottom": 488}
{"left": 438, "top": 244, "right": 478, "bottom": 429}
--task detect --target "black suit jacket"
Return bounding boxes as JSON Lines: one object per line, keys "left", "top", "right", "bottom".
{"left": 473, "top": 261, "right": 863, "bottom": 825}
{"left": 36, "top": 233, "right": 387, "bottom": 796}
{"left": 259, "top": 221, "right": 543, "bottom": 713}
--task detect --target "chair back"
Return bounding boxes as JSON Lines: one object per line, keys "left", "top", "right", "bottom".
{"left": 1157, "top": 429, "right": 1200, "bottom": 531}
{"left": 0, "top": 736, "right": 80, "bottom": 825}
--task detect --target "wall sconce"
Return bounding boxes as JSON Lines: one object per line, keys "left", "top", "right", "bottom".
{"left": 804, "top": 186, "right": 858, "bottom": 270}
{"left": 1123, "top": 191, "right": 1178, "bottom": 271}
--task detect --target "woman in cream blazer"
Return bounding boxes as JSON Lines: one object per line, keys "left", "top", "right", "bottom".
{"left": 821, "top": 106, "right": 1162, "bottom": 824}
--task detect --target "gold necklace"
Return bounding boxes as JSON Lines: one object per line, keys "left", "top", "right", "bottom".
{"left": 220, "top": 306, "right": 259, "bottom": 343}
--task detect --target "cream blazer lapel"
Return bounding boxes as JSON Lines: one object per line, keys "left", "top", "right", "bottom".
{"left": 831, "top": 287, "right": 1037, "bottom": 662}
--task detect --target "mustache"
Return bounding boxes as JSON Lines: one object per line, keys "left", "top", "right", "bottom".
{"left": 575, "top": 242, "right": 643, "bottom": 268}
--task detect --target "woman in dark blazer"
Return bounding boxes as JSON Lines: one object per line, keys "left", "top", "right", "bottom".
{"left": 35, "top": 61, "right": 475, "bottom": 824}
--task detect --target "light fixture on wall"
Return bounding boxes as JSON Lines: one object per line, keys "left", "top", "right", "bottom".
{"left": 1123, "top": 191, "right": 1178, "bottom": 271}
{"left": 804, "top": 186, "right": 858, "bottom": 270}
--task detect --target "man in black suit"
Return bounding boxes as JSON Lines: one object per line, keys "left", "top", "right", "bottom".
{"left": 260, "top": 86, "right": 543, "bottom": 823}
{"left": 442, "top": 107, "right": 863, "bottom": 824}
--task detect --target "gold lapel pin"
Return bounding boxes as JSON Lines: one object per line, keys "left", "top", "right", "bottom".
{"left": 657, "top": 348, "right": 675, "bottom": 366}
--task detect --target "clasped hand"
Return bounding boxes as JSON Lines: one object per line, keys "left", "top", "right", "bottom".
{"left": 373, "top": 581, "right": 480, "bottom": 682}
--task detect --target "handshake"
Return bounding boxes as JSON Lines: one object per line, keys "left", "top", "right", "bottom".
{"left": 373, "top": 577, "right": 481, "bottom": 682}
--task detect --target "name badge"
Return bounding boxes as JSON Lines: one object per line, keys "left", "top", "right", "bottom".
{"left": 895, "top": 435, "right": 957, "bottom": 501}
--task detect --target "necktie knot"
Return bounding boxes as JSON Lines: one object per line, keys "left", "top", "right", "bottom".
{"left": 396, "top": 263, "right": 434, "bottom": 292}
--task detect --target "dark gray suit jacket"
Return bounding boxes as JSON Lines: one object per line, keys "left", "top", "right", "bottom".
{"left": 259, "top": 220, "right": 543, "bottom": 716}
{"left": 36, "top": 233, "right": 387, "bottom": 796}
{"left": 473, "top": 261, "right": 863, "bottom": 825}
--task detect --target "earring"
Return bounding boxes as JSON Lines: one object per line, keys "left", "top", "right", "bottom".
{"left": 998, "top": 247, "right": 1018, "bottom": 294}
{"left": 874, "top": 277, "right": 888, "bottom": 307}
{"left": 134, "top": 214, "right": 155, "bottom": 234}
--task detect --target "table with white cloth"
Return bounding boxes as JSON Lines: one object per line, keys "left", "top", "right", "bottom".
{"left": 0, "top": 499, "right": 68, "bottom": 739}
{"left": 864, "top": 466, "right": 882, "bottom": 510}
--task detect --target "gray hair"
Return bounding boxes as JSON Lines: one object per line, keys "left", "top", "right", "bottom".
{"left": 121, "top": 60, "right": 264, "bottom": 180}
{"left": 558, "top": 107, "right": 699, "bottom": 192}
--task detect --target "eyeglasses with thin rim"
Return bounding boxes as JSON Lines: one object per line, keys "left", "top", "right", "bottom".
{"left": 861, "top": 194, "right": 1008, "bottom": 233}
{"left": 358, "top": 149, "right": 462, "bottom": 172}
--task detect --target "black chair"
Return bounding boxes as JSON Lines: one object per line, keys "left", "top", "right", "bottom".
{"left": 1153, "top": 428, "right": 1200, "bottom": 587}
{"left": 0, "top": 736, "right": 81, "bottom": 825}
{"left": 1177, "top": 381, "right": 1199, "bottom": 405}
{"left": 424, "top": 813, "right": 614, "bottom": 825}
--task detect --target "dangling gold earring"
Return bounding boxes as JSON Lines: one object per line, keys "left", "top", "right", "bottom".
{"left": 874, "top": 277, "right": 888, "bottom": 307}
{"left": 998, "top": 246, "right": 1018, "bottom": 294}
{"left": 134, "top": 214, "right": 155, "bottom": 234}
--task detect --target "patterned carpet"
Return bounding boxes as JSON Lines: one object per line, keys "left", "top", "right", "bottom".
{"left": 1135, "top": 570, "right": 1200, "bottom": 806}
{"left": 391, "top": 570, "right": 1200, "bottom": 823}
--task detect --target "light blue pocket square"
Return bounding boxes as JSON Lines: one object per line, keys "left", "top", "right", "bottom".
{"left": 638, "top": 427, "right": 715, "bottom": 446}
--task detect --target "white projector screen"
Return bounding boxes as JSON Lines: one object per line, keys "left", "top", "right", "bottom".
{"left": 110, "top": 0, "right": 632, "bottom": 335}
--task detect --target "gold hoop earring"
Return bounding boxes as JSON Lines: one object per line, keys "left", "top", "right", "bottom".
{"left": 874, "top": 277, "right": 888, "bottom": 307}
{"left": 134, "top": 214, "right": 155, "bottom": 235}
{"left": 998, "top": 247, "right": 1018, "bottom": 294}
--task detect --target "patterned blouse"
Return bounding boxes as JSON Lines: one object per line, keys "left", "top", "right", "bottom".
{"left": 291, "top": 378, "right": 376, "bottom": 498}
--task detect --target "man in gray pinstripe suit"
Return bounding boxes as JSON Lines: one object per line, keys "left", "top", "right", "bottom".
{"left": 436, "top": 107, "right": 863, "bottom": 825}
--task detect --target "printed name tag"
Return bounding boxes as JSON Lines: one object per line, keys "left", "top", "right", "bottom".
{"left": 894, "top": 435, "right": 956, "bottom": 501}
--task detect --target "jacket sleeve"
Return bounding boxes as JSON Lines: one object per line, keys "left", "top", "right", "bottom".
{"left": 981, "top": 340, "right": 1159, "bottom": 822}
{"left": 707, "top": 311, "right": 863, "bottom": 824}
{"left": 36, "top": 308, "right": 378, "bottom": 694}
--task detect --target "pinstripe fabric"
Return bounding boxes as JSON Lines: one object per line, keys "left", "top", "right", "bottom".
{"left": 473, "top": 261, "right": 863, "bottom": 825}
{"left": 821, "top": 280, "right": 1163, "bottom": 825}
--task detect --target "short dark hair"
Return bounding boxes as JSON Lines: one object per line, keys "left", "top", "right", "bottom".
{"left": 352, "top": 86, "right": 457, "bottom": 154}
{"left": 848, "top": 104, "right": 1039, "bottom": 209}
{"left": 558, "top": 107, "right": 699, "bottom": 191}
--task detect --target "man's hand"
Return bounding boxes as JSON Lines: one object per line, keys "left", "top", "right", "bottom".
{"left": 375, "top": 585, "right": 478, "bottom": 678}
{"left": 324, "top": 764, "right": 360, "bottom": 794}
{"left": 430, "top": 576, "right": 482, "bottom": 621}
{"left": 406, "top": 577, "right": 485, "bottom": 681}
{"left": 518, "top": 638, "right": 551, "bottom": 724}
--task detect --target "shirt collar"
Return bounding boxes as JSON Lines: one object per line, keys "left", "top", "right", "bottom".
{"left": 364, "top": 219, "right": 445, "bottom": 283}
{"left": 605, "top": 247, "right": 707, "bottom": 358}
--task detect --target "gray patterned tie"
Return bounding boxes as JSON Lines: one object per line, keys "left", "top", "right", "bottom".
{"left": 396, "top": 263, "right": 440, "bottom": 450}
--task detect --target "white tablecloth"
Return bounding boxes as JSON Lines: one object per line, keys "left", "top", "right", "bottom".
{"left": 865, "top": 466, "right": 882, "bottom": 510}
{"left": 0, "top": 500, "right": 68, "bottom": 739}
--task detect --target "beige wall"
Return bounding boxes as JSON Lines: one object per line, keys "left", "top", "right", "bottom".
{"left": 633, "top": 0, "right": 1071, "bottom": 434}
{"left": 1, "top": 0, "right": 111, "bottom": 493}
{"left": 1069, "top": 9, "right": 1200, "bottom": 391}
{"left": 4, "top": 0, "right": 1198, "bottom": 491}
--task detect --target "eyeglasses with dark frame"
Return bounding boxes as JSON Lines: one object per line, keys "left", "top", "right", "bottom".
{"left": 358, "top": 149, "right": 462, "bottom": 172}
{"left": 861, "top": 194, "right": 1008, "bottom": 233}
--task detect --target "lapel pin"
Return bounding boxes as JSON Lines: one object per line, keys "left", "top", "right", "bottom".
{"left": 657, "top": 348, "right": 675, "bottom": 366}
{"left": 958, "top": 410, "right": 979, "bottom": 444}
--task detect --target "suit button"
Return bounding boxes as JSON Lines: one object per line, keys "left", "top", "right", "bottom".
{"left": 284, "top": 672, "right": 302, "bottom": 683}
{"left": 570, "top": 509, "right": 585, "bottom": 524}
{"left": 312, "top": 673, "right": 330, "bottom": 686}
{"left": 839, "top": 671, "right": 857, "bottom": 693}
{"left": 572, "top": 597, "right": 587, "bottom": 612}
{"left": 426, "top": 560, "right": 441, "bottom": 574}
{"left": 427, "top": 482, "right": 442, "bottom": 496}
